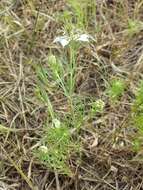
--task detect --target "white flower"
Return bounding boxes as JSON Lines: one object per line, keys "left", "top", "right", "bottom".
{"left": 53, "top": 33, "right": 94, "bottom": 47}
{"left": 53, "top": 35, "right": 70, "bottom": 47}
{"left": 76, "top": 34, "right": 93, "bottom": 42}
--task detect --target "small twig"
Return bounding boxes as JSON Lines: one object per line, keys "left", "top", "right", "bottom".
{"left": 55, "top": 171, "right": 61, "bottom": 190}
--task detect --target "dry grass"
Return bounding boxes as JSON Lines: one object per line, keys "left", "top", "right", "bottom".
{"left": 0, "top": 0, "right": 143, "bottom": 189}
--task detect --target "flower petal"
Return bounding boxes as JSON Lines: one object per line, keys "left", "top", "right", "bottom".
{"left": 76, "top": 34, "right": 94, "bottom": 42}
{"left": 53, "top": 35, "right": 70, "bottom": 47}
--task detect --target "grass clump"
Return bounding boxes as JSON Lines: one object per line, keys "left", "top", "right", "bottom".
{"left": 57, "top": 0, "right": 96, "bottom": 31}
{"left": 132, "top": 81, "right": 143, "bottom": 114}
{"left": 132, "top": 81, "right": 143, "bottom": 151}
{"left": 106, "top": 78, "right": 126, "bottom": 103}
{"left": 126, "top": 19, "right": 143, "bottom": 37}
{"left": 67, "top": 0, "right": 96, "bottom": 29}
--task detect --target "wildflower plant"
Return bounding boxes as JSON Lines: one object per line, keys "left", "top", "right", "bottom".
{"left": 34, "top": 0, "right": 95, "bottom": 175}
{"left": 34, "top": 31, "right": 94, "bottom": 175}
